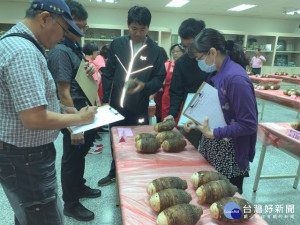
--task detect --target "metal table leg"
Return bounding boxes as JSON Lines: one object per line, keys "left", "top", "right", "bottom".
{"left": 253, "top": 144, "right": 267, "bottom": 192}
{"left": 293, "top": 162, "right": 300, "bottom": 189}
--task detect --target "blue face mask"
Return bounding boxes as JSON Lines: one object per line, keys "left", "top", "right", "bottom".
{"left": 197, "top": 55, "right": 216, "bottom": 73}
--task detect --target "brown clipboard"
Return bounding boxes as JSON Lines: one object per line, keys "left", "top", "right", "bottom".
{"left": 75, "top": 60, "right": 99, "bottom": 105}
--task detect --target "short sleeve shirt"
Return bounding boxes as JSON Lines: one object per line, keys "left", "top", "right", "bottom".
{"left": 251, "top": 55, "right": 266, "bottom": 68}
{"left": 0, "top": 22, "right": 60, "bottom": 147}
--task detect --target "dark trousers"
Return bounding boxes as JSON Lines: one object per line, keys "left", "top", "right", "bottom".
{"left": 0, "top": 142, "right": 64, "bottom": 225}
{"left": 251, "top": 68, "right": 261, "bottom": 75}
{"left": 61, "top": 99, "right": 97, "bottom": 208}
{"left": 61, "top": 128, "right": 96, "bottom": 208}
{"left": 179, "top": 127, "right": 202, "bottom": 149}
{"left": 230, "top": 175, "right": 245, "bottom": 194}
{"left": 108, "top": 111, "right": 149, "bottom": 177}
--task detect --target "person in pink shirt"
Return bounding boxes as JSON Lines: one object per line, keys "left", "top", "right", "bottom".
{"left": 250, "top": 48, "right": 266, "bottom": 75}
{"left": 83, "top": 41, "right": 106, "bottom": 105}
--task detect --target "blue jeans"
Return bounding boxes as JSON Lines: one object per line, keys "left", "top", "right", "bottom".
{"left": 0, "top": 142, "right": 64, "bottom": 225}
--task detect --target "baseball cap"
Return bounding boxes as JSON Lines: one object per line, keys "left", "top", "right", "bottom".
{"left": 30, "top": 0, "right": 84, "bottom": 37}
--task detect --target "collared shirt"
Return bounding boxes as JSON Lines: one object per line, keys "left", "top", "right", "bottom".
{"left": 0, "top": 22, "right": 60, "bottom": 147}
{"left": 211, "top": 55, "right": 258, "bottom": 170}
{"left": 250, "top": 55, "right": 266, "bottom": 68}
{"left": 48, "top": 37, "right": 88, "bottom": 104}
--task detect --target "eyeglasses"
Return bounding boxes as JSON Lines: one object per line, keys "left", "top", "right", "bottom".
{"left": 76, "top": 24, "right": 89, "bottom": 32}
{"left": 55, "top": 20, "right": 69, "bottom": 36}
{"left": 171, "top": 50, "right": 183, "bottom": 55}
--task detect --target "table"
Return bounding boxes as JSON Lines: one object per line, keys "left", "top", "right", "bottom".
{"left": 112, "top": 125, "right": 268, "bottom": 225}
{"left": 267, "top": 74, "right": 300, "bottom": 85}
{"left": 249, "top": 75, "right": 282, "bottom": 84}
{"left": 253, "top": 123, "right": 300, "bottom": 191}
{"left": 254, "top": 89, "right": 300, "bottom": 120}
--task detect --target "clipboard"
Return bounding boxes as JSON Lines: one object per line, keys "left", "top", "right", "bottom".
{"left": 68, "top": 105, "right": 124, "bottom": 134}
{"left": 75, "top": 60, "right": 99, "bottom": 105}
{"left": 183, "top": 82, "right": 227, "bottom": 130}
{"left": 177, "top": 93, "right": 195, "bottom": 127}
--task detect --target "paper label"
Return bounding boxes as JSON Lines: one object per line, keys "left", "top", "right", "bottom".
{"left": 288, "top": 129, "right": 300, "bottom": 140}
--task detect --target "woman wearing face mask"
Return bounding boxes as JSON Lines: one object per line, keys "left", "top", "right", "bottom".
{"left": 184, "top": 28, "right": 258, "bottom": 194}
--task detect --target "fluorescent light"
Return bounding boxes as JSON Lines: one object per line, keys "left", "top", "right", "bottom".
{"left": 227, "top": 4, "right": 257, "bottom": 12}
{"left": 285, "top": 10, "right": 300, "bottom": 15}
{"left": 96, "top": 0, "right": 117, "bottom": 3}
{"left": 166, "top": 0, "right": 190, "bottom": 8}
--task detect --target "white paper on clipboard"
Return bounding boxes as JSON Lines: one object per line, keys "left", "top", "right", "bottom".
{"left": 69, "top": 105, "right": 124, "bottom": 134}
{"left": 183, "top": 82, "right": 227, "bottom": 130}
{"left": 177, "top": 93, "right": 195, "bottom": 127}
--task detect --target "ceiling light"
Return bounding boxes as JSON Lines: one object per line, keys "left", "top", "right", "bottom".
{"left": 96, "top": 0, "right": 117, "bottom": 3}
{"left": 285, "top": 10, "right": 300, "bottom": 15}
{"left": 166, "top": 0, "right": 190, "bottom": 8}
{"left": 227, "top": 4, "right": 257, "bottom": 12}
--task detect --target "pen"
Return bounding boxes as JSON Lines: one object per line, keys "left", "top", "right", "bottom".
{"left": 85, "top": 101, "right": 89, "bottom": 109}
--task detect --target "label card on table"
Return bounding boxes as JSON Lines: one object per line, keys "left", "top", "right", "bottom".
{"left": 288, "top": 129, "right": 300, "bottom": 140}
{"left": 117, "top": 128, "right": 133, "bottom": 137}
{"left": 117, "top": 128, "right": 133, "bottom": 142}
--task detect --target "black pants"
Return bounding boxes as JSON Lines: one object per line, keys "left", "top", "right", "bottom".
{"left": 179, "top": 127, "right": 202, "bottom": 149}
{"left": 230, "top": 175, "right": 245, "bottom": 194}
{"left": 108, "top": 111, "right": 149, "bottom": 177}
{"left": 251, "top": 68, "right": 261, "bottom": 75}
{"left": 61, "top": 99, "right": 97, "bottom": 208}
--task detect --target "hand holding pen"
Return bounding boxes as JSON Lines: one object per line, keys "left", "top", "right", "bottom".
{"left": 78, "top": 102, "right": 97, "bottom": 125}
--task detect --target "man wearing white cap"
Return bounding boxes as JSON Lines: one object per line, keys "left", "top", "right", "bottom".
{"left": 0, "top": 0, "right": 97, "bottom": 224}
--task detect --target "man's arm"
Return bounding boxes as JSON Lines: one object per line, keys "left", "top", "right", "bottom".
{"left": 102, "top": 42, "right": 117, "bottom": 104}
{"left": 19, "top": 105, "right": 97, "bottom": 130}
{"left": 259, "top": 56, "right": 266, "bottom": 63}
{"left": 57, "top": 82, "right": 74, "bottom": 107}
{"left": 142, "top": 49, "right": 166, "bottom": 96}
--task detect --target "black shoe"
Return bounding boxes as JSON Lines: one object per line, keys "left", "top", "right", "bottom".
{"left": 97, "top": 175, "right": 116, "bottom": 186}
{"left": 78, "top": 185, "right": 101, "bottom": 199}
{"left": 63, "top": 203, "right": 94, "bottom": 221}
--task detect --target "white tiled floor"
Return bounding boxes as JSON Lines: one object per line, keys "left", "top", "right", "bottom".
{"left": 0, "top": 90, "right": 299, "bottom": 225}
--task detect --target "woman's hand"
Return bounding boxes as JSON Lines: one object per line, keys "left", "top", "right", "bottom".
{"left": 183, "top": 120, "right": 196, "bottom": 133}
{"left": 197, "top": 117, "right": 214, "bottom": 139}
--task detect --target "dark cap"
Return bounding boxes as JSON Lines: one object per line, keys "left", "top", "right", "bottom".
{"left": 30, "top": 0, "right": 84, "bottom": 37}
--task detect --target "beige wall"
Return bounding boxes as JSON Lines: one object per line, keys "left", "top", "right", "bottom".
{"left": 0, "top": 1, "right": 299, "bottom": 34}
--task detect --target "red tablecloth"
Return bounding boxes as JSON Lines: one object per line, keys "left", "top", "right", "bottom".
{"left": 257, "top": 123, "right": 300, "bottom": 158}
{"left": 112, "top": 125, "right": 268, "bottom": 225}
{"left": 249, "top": 75, "right": 282, "bottom": 84}
{"left": 254, "top": 89, "right": 300, "bottom": 112}
{"left": 267, "top": 74, "right": 300, "bottom": 85}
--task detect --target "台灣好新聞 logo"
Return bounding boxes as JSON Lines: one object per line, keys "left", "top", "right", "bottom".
{"left": 223, "top": 202, "right": 242, "bottom": 220}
